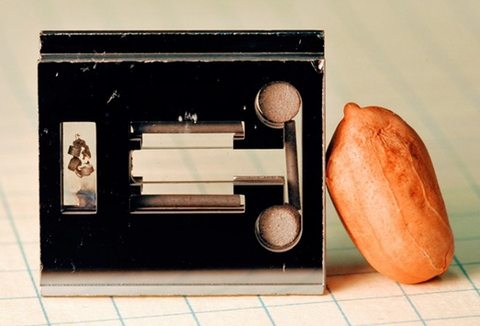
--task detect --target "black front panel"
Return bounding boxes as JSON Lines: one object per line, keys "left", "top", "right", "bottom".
{"left": 39, "top": 31, "right": 324, "bottom": 274}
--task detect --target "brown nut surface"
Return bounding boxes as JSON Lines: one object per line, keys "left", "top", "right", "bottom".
{"left": 326, "top": 102, "right": 454, "bottom": 284}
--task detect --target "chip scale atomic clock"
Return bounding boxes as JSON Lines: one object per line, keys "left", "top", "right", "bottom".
{"left": 38, "top": 30, "right": 326, "bottom": 295}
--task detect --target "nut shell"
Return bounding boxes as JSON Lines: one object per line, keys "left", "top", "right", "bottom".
{"left": 326, "top": 102, "right": 454, "bottom": 284}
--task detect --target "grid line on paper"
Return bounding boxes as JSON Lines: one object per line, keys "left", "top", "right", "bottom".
{"left": 327, "top": 0, "right": 480, "bottom": 202}
{"left": 0, "top": 296, "right": 38, "bottom": 301}
{"left": 0, "top": 32, "right": 36, "bottom": 127}
{"left": 258, "top": 295, "right": 276, "bottom": 326}
{"left": 427, "top": 315, "right": 480, "bottom": 324}
{"left": 317, "top": 288, "right": 480, "bottom": 303}
{"left": 327, "top": 286, "right": 352, "bottom": 326}
{"left": 0, "top": 181, "right": 51, "bottom": 326}
{"left": 5, "top": 290, "right": 480, "bottom": 326}
{"left": 396, "top": 283, "right": 426, "bottom": 326}
{"left": 110, "top": 297, "right": 126, "bottom": 326}
{"left": 184, "top": 296, "right": 202, "bottom": 326}
{"left": 444, "top": 1, "right": 480, "bottom": 38}
{"left": 0, "top": 240, "right": 39, "bottom": 246}
{"left": 454, "top": 255, "right": 480, "bottom": 298}
{"left": 0, "top": 269, "right": 39, "bottom": 273}
{"left": 391, "top": 1, "right": 480, "bottom": 116}
{"left": 461, "top": 261, "right": 480, "bottom": 266}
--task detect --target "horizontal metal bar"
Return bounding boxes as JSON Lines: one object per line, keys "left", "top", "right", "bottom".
{"left": 131, "top": 121, "right": 245, "bottom": 140}
{"left": 40, "top": 52, "right": 324, "bottom": 63}
{"left": 40, "top": 268, "right": 324, "bottom": 295}
{"left": 233, "top": 176, "right": 285, "bottom": 186}
{"left": 130, "top": 194, "right": 245, "bottom": 214}
{"left": 132, "top": 176, "right": 285, "bottom": 186}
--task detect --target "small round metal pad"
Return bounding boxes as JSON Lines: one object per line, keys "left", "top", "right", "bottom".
{"left": 255, "top": 204, "right": 301, "bottom": 252}
{"left": 255, "top": 81, "right": 302, "bottom": 128}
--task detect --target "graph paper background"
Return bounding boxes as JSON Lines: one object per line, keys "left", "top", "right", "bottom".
{"left": 1, "top": 0, "right": 480, "bottom": 325}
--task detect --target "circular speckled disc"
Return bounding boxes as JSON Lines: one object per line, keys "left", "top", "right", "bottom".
{"left": 255, "top": 204, "right": 301, "bottom": 252}
{"left": 255, "top": 82, "right": 302, "bottom": 128}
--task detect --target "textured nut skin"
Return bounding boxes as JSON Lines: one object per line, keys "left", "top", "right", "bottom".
{"left": 326, "top": 103, "right": 454, "bottom": 284}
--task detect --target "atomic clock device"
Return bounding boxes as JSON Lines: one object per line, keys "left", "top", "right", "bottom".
{"left": 38, "top": 30, "right": 325, "bottom": 295}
